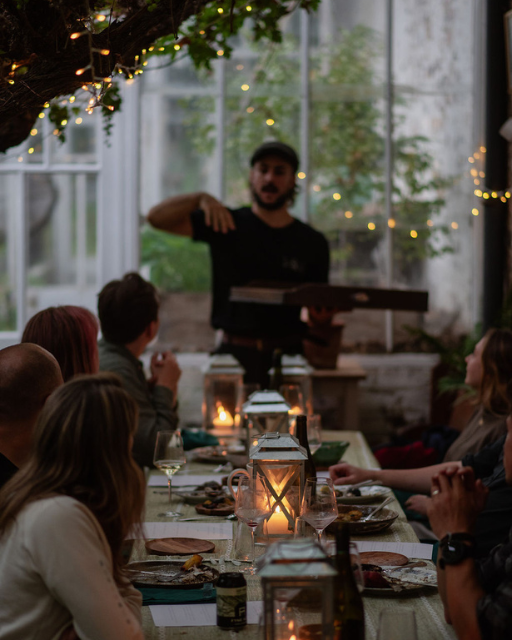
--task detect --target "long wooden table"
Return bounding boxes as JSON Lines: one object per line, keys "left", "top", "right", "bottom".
{"left": 137, "top": 431, "right": 456, "bottom": 640}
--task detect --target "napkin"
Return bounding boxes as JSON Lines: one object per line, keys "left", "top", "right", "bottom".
{"left": 182, "top": 429, "right": 219, "bottom": 451}
{"left": 137, "top": 584, "right": 216, "bottom": 606}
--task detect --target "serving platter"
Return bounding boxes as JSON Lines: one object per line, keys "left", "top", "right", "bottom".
{"left": 145, "top": 537, "right": 216, "bottom": 556}
{"left": 335, "top": 485, "right": 391, "bottom": 505}
{"left": 127, "top": 560, "right": 219, "bottom": 589}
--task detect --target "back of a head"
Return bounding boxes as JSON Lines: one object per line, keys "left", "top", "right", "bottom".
{"left": 0, "top": 344, "right": 63, "bottom": 424}
{"left": 481, "top": 328, "right": 512, "bottom": 414}
{"left": 98, "top": 272, "right": 159, "bottom": 344}
{"left": 22, "top": 306, "right": 99, "bottom": 382}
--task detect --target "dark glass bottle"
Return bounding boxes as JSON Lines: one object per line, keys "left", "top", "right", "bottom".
{"left": 269, "top": 348, "right": 284, "bottom": 391}
{"left": 333, "top": 524, "right": 365, "bottom": 640}
{"left": 295, "top": 414, "right": 317, "bottom": 480}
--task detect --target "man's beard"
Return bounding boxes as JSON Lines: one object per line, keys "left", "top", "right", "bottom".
{"left": 251, "top": 184, "right": 295, "bottom": 211}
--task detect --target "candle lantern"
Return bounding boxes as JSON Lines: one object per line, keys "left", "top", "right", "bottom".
{"left": 202, "top": 354, "right": 244, "bottom": 439}
{"left": 259, "top": 539, "right": 336, "bottom": 640}
{"left": 242, "top": 390, "right": 291, "bottom": 452}
{"left": 250, "top": 432, "right": 306, "bottom": 539}
{"left": 268, "top": 354, "right": 313, "bottom": 415}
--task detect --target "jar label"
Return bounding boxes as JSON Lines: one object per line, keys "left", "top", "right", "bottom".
{"left": 217, "top": 586, "right": 247, "bottom": 629}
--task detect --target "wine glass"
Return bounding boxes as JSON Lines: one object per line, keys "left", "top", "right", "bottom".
{"left": 300, "top": 477, "right": 338, "bottom": 545}
{"left": 306, "top": 415, "right": 322, "bottom": 454}
{"left": 153, "top": 430, "right": 187, "bottom": 517}
{"left": 349, "top": 542, "right": 365, "bottom": 593}
{"left": 235, "top": 475, "right": 272, "bottom": 572}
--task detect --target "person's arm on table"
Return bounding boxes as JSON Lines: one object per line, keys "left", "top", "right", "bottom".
{"left": 328, "top": 460, "right": 462, "bottom": 494}
{"left": 428, "top": 467, "right": 489, "bottom": 639}
{"left": 28, "top": 499, "right": 144, "bottom": 640}
{"left": 147, "top": 192, "right": 235, "bottom": 235}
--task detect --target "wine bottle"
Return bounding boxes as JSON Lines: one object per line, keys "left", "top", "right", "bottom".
{"left": 269, "top": 348, "right": 284, "bottom": 391}
{"left": 295, "top": 414, "right": 317, "bottom": 480}
{"left": 333, "top": 524, "right": 365, "bottom": 640}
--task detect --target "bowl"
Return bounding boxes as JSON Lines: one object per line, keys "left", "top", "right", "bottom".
{"left": 326, "top": 505, "right": 399, "bottom": 535}
{"left": 312, "top": 441, "right": 350, "bottom": 470}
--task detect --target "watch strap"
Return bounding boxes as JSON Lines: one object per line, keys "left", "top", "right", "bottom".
{"left": 439, "top": 532, "right": 476, "bottom": 569}
{"left": 439, "top": 532, "right": 476, "bottom": 546}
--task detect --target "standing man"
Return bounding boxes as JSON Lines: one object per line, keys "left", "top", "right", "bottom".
{"left": 147, "top": 141, "right": 330, "bottom": 386}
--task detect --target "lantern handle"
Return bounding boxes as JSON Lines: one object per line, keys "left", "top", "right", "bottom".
{"left": 227, "top": 468, "right": 250, "bottom": 500}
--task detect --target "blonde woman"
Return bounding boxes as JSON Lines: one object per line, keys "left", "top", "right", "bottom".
{"left": 0, "top": 374, "right": 145, "bottom": 640}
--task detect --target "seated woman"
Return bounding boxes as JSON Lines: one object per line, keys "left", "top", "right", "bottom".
{"left": 22, "top": 306, "right": 99, "bottom": 381}
{"left": 0, "top": 374, "right": 145, "bottom": 640}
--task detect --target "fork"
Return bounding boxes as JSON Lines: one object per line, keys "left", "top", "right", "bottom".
{"left": 360, "top": 495, "right": 395, "bottom": 521}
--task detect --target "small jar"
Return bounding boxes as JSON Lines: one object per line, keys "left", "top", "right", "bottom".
{"left": 216, "top": 572, "right": 247, "bottom": 630}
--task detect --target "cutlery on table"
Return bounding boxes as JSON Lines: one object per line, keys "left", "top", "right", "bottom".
{"left": 360, "top": 495, "right": 395, "bottom": 521}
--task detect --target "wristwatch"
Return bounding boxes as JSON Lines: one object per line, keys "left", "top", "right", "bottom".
{"left": 439, "top": 532, "right": 476, "bottom": 569}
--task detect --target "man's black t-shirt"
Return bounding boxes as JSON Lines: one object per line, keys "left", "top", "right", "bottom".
{"left": 191, "top": 207, "right": 330, "bottom": 339}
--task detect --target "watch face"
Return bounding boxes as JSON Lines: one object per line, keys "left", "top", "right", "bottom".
{"left": 442, "top": 540, "right": 472, "bottom": 565}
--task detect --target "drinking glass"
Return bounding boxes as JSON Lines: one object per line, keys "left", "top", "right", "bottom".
{"left": 153, "top": 430, "right": 187, "bottom": 517}
{"left": 235, "top": 475, "right": 272, "bottom": 572}
{"left": 300, "top": 477, "right": 338, "bottom": 545}
{"left": 349, "top": 542, "right": 365, "bottom": 593}
{"left": 306, "top": 415, "right": 322, "bottom": 454}
{"left": 377, "top": 609, "right": 418, "bottom": 640}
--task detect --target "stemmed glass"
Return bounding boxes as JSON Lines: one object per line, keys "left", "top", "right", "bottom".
{"left": 300, "top": 477, "right": 338, "bottom": 545}
{"left": 153, "top": 430, "right": 187, "bottom": 517}
{"left": 235, "top": 475, "right": 272, "bottom": 572}
{"left": 306, "top": 415, "right": 322, "bottom": 454}
{"left": 349, "top": 542, "right": 365, "bottom": 593}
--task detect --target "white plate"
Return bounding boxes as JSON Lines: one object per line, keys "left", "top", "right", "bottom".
{"left": 336, "top": 485, "right": 391, "bottom": 505}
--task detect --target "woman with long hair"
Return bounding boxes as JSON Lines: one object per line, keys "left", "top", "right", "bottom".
{"left": 22, "top": 306, "right": 99, "bottom": 381}
{"left": 0, "top": 374, "right": 145, "bottom": 639}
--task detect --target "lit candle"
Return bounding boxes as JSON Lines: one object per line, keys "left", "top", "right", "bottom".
{"left": 212, "top": 405, "right": 234, "bottom": 427}
{"left": 267, "top": 504, "right": 290, "bottom": 535}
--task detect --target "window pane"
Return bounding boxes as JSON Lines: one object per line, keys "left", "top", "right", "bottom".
{"left": 26, "top": 173, "right": 98, "bottom": 290}
{"left": 0, "top": 175, "right": 18, "bottom": 330}
{"left": 50, "top": 111, "right": 98, "bottom": 164}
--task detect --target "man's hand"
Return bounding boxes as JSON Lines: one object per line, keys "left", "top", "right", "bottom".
{"left": 328, "top": 462, "right": 371, "bottom": 486}
{"left": 199, "top": 193, "right": 235, "bottom": 234}
{"left": 405, "top": 494, "right": 429, "bottom": 515}
{"left": 151, "top": 352, "right": 181, "bottom": 403}
{"left": 427, "top": 466, "right": 488, "bottom": 539}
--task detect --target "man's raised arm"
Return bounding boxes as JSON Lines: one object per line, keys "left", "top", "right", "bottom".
{"left": 147, "top": 192, "right": 235, "bottom": 236}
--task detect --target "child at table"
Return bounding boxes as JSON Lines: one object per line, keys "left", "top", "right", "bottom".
{"left": 0, "top": 373, "right": 145, "bottom": 640}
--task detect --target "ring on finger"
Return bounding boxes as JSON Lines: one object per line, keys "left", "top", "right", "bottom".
{"left": 431, "top": 489, "right": 440, "bottom": 497}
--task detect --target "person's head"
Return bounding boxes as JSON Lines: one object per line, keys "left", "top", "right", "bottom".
{"left": 0, "top": 343, "right": 63, "bottom": 428}
{"left": 249, "top": 141, "right": 299, "bottom": 211}
{"left": 98, "top": 272, "right": 159, "bottom": 345}
{"left": 0, "top": 373, "right": 145, "bottom": 577}
{"left": 468, "top": 328, "right": 512, "bottom": 415}
{"left": 22, "top": 306, "right": 99, "bottom": 382}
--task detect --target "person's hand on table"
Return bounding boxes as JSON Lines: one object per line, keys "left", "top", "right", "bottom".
{"left": 405, "top": 494, "right": 430, "bottom": 515}
{"left": 199, "top": 193, "right": 235, "bottom": 234}
{"left": 328, "top": 462, "right": 371, "bottom": 486}
{"left": 427, "top": 466, "right": 488, "bottom": 539}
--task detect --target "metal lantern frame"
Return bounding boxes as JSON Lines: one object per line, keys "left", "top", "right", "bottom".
{"left": 250, "top": 432, "right": 306, "bottom": 539}
{"left": 202, "top": 354, "right": 245, "bottom": 436}
{"left": 259, "top": 540, "right": 336, "bottom": 640}
{"left": 268, "top": 354, "right": 314, "bottom": 415}
{"left": 242, "top": 390, "right": 291, "bottom": 453}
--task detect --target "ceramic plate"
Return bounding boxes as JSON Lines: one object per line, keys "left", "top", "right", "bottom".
{"left": 193, "top": 446, "right": 229, "bottom": 463}
{"left": 127, "top": 560, "right": 219, "bottom": 589}
{"left": 327, "top": 506, "right": 399, "bottom": 535}
{"left": 336, "top": 485, "right": 391, "bottom": 505}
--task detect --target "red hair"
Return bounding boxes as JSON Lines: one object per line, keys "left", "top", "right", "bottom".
{"left": 22, "top": 306, "right": 99, "bottom": 382}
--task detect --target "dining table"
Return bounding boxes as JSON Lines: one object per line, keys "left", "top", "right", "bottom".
{"left": 134, "top": 430, "right": 457, "bottom": 640}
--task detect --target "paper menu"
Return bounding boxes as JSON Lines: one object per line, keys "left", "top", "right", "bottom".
{"left": 148, "top": 474, "right": 222, "bottom": 487}
{"left": 139, "top": 522, "right": 233, "bottom": 540}
{"left": 353, "top": 541, "right": 433, "bottom": 560}
{"left": 150, "top": 601, "right": 263, "bottom": 627}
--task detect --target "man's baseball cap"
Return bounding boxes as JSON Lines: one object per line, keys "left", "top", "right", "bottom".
{"left": 250, "top": 141, "right": 299, "bottom": 173}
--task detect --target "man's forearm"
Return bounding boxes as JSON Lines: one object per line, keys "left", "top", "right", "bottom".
{"left": 444, "top": 560, "right": 484, "bottom": 640}
{"left": 372, "top": 461, "right": 461, "bottom": 494}
{"left": 147, "top": 192, "right": 204, "bottom": 235}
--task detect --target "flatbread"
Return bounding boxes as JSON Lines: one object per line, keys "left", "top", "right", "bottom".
{"left": 359, "top": 551, "right": 408, "bottom": 566}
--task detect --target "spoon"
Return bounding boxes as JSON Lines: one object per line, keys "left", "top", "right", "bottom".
{"left": 361, "top": 495, "right": 395, "bottom": 521}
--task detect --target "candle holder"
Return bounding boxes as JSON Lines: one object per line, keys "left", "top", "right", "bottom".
{"left": 242, "top": 390, "right": 291, "bottom": 453}
{"left": 202, "top": 354, "right": 244, "bottom": 440}
{"left": 268, "top": 354, "right": 313, "bottom": 415}
{"left": 250, "top": 432, "right": 306, "bottom": 539}
{"left": 259, "top": 539, "right": 336, "bottom": 640}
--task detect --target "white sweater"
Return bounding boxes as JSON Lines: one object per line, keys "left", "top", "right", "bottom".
{"left": 0, "top": 495, "right": 144, "bottom": 640}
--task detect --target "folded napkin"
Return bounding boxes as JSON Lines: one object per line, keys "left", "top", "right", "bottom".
{"left": 182, "top": 429, "right": 219, "bottom": 451}
{"left": 137, "top": 584, "right": 216, "bottom": 606}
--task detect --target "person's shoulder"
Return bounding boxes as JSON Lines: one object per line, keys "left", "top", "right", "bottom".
{"left": 22, "top": 496, "right": 94, "bottom": 531}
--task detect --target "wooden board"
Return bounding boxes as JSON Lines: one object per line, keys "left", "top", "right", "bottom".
{"left": 359, "top": 551, "right": 409, "bottom": 566}
{"left": 145, "top": 537, "right": 215, "bottom": 556}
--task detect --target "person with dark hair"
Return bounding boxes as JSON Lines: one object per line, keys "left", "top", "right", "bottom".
{"left": 0, "top": 344, "right": 63, "bottom": 487}
{"left": 0, "top": 373, "right": 145, "bottom": 639}
{"left": 425, "top": 378, "right": 512, "bottom": 640}
{"left": 98, "top": 272, "right": 180, "bottom": 467}
{"left": 147, "top": 141, "right": 330, "bottom": 386}
{"left": 22, "top": 306, "right": 99, "bottom": 381}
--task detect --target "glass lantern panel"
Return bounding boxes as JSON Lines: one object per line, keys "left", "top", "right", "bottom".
{"left": 203, "top": 375, "right": 242, "bottom": 431}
